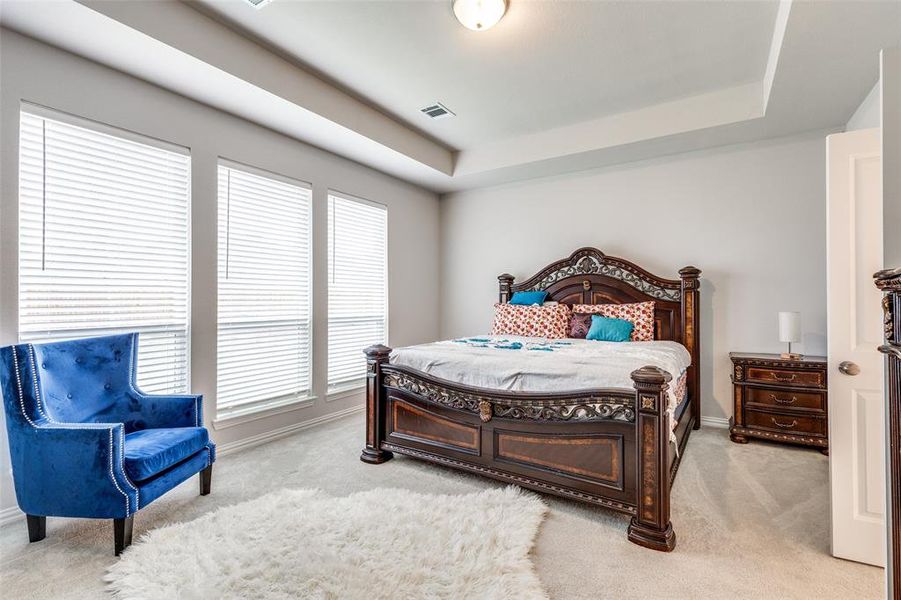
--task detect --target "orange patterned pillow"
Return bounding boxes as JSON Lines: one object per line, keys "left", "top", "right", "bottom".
{"left": 572, "top": 301, "right": 655, "bottom": 341}
{"left": 491, "top": 303, "right": 571, "bottom": 339}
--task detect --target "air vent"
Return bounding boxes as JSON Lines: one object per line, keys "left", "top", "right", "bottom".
{"left": 243, "top": 0, "right": 272, "bottom": 8}
{"left": 420, "top": 102, "right": 455, "bottom": 120}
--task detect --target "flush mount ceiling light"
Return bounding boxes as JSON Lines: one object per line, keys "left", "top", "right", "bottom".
{"left": 453, "top": 0, "right": 507, "bottom": 31}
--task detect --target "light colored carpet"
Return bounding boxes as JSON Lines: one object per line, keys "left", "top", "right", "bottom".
{"left": 0, "top": 411, "right": 883, "bottom": 599}
{"left": 104, "top": 487, "right": 548, "bottom": 600}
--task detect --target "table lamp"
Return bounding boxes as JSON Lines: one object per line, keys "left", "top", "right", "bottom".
{"left": 778, "top": 311, "right": 801, "bottom": 359}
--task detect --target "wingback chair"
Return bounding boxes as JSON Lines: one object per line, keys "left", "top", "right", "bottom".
{"left": 0, "top": 333, "right": 215, "bottom": 555}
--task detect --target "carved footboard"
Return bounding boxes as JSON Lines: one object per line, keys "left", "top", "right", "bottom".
{"left": 360, "top": 345, "right": 677, "bottom": 551}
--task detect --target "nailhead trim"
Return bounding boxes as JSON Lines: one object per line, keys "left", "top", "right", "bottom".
{"left": 108, "top": 427, "right": 130, "bottom": 516}
{"left": 11, "top": 348, "right": 37, "bottom": 428}
{"left": 26, "top": 346, "right": 48, "bottom": 421}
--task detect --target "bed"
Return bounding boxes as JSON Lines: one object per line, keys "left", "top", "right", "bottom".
{"left": 361, "top": 247, "right": 701, "bottom": 551}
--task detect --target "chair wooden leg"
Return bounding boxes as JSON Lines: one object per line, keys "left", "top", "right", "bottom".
{"left": 199, "top": 465, "right": 213, "bottom": 496}
{"left": 26, "top": 515, "right": 46, "bottom": 543}
{"left": 114, "top": 516, "right": 134, "bottom": 556}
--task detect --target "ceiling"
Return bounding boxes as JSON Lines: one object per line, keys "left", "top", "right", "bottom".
{"left": 1, "top": 1, "right": 899, "bottom": 193}
{"left": 194, "top": 0, "right": 779, "bottom": 150}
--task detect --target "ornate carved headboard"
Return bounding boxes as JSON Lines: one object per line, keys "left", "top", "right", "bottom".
{"left": 497, "top": 247, "right": 701, "bottom": 425}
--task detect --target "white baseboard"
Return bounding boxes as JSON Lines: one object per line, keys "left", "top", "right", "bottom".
{"left": 0, "top": 405, "right": 365, "bottom": 527}
{"left": 700, "top": 416, "right": 730, "bottom": 428}
{"left": 0, "top": 505, "right": 24, "bottom": 527}
{"left": 216, "top": 404, "right": 365, "bottom": 456}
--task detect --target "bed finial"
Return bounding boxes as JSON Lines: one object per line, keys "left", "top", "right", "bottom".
{"left": 498, "top": 273, "right": 514, "bottom": 304}
{"left": 678, "top": 266, "right": 701, "bottom": 288}
{"left": 363, "top": 344, "right": 392, "bottom": 360}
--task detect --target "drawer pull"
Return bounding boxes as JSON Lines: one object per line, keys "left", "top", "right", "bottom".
{"left": 771, "top": 418, "right": 798, "bottom": 429}
{"left": 770, "top": 372, "right": 796, "bottom": 382}
{"left": 769, "top": 394, "right": 797, "bottom": 405}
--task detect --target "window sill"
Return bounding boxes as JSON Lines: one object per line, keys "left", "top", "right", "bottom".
{"left": 327, "top": 384, "right": 365, "bottom": 403}
{"left": 213, "top": 395, "right": 317, "bottom": 430}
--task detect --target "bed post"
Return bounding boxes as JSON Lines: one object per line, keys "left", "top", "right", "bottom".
{"left": 628, "top": 366, "right": 676, "bottom": 552}
{"left": 498, "top": 273, "right": 514, "bottom": 304}
{"left": 360, "top": 344, "right": 393, "bottom": 464}
{"left": 679, "top": 266, "right": 701, "bottom": 430}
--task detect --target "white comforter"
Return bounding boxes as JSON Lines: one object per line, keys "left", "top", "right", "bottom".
{"left": 390, "top": 335, "right": 691, "bottom": 409}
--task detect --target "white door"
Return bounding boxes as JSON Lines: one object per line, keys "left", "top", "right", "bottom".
{"left": 827, "top": 128, "right": 885, "bottom": 567}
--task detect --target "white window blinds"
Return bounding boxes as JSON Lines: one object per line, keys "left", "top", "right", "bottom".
{"left": 217, "top": 163, "right": 312, "bottom": 411}
{"left": 18, "top": 109, "right": 191, "bottom": 394}
{"left": 327, "top": 193, "right": 388, "bottom": 392}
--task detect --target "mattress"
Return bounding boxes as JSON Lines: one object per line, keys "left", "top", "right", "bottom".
{"left": 390, "top": 335, "right": 691, "bottom": 434}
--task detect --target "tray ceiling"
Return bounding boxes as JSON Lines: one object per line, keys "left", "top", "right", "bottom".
{"left": 195, "top": 0, "right": 779, "bottom": 149}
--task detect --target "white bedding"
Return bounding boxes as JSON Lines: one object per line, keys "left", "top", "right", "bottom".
{"left": 390, "top": 335, "right": 691, "bottom": 416}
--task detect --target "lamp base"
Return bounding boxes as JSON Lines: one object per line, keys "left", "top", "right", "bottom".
{"left": 780, "top": 352, "right": 803, "bottom": 360}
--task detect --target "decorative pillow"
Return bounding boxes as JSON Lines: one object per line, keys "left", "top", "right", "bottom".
{"left": 491, "top": 303, "right": 571, "bottom": 338}
{"left": 568, "top": 313, "right": 593, "bottom": 339}
{"left": 509, "top": 290, "right": 548, "bottom": 306}
{"left": 572, "top": 301, "right": 655, "bottom": 341}
{"left": 586, "top": 315, "right": 634, "bottom": 342}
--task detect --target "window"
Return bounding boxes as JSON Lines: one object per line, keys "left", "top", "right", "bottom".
{"left": 217, "top": 163, "right": 312, "bottom": 412}
{"left": 18, "top": 108, "right": 191, "bottom": 394}
{"left": 327, "top": 192, "right": 388, "bottom": 392}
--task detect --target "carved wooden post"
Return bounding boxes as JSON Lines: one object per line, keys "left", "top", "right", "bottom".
{"left": 360, "top": 344, "right": 393, "bottom": 464}
{"left": 876, "top": 267, "right": 901, "bottom": 596}
{"left": 679, "top": 266, "right": 701, "bottom": 430}
{"left": 498, "top": 274, "right": 514, "bottom": 304}
{"left": 628, "top": 366, "right": 676, "bottom": 552}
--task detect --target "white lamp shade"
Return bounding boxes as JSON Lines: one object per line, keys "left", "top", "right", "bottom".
{"left": 778, "top": 311, "right": 801, "bottom": 343}
{"left": 453, "top": 0, "right": 507, "bottom": 31}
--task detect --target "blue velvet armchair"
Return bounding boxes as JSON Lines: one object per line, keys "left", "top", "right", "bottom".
{"left": 0, "top": 333, "right": 215, "bottom": 555}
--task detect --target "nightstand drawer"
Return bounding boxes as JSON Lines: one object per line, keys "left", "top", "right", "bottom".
{"left": 745, "top": 387, "right": 826, "bottom": 412}
{"left": 746, "top": 367, "right": 824, "bottom": 388}
{"left": 745, "top": 408, "right": 826, "bottom": 437}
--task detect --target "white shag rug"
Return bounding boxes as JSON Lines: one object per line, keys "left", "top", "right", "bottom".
{"left": 105, "top": 486, "right": 548, "bottom": 600}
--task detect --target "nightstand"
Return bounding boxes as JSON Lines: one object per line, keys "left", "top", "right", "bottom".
{"left": 729, "top": 352, "right": 828, "bottom": 454}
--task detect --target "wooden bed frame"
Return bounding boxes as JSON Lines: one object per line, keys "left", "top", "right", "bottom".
{"left": 361, "top": 247, "right": 701, "bottom": 551}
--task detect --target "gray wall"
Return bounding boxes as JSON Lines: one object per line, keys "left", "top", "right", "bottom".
{"left": 440, "top": 133, "right": 829, "bottom": 422}
{"left": 846, "top": 82, "right": 880, "bottom": 131}
{"left": 0, "top": 30, "right": 441, "bottom": 515}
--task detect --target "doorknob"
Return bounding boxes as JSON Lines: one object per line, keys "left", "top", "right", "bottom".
{"left": 838, "top": 361, "right": 860, "bottom": 376}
